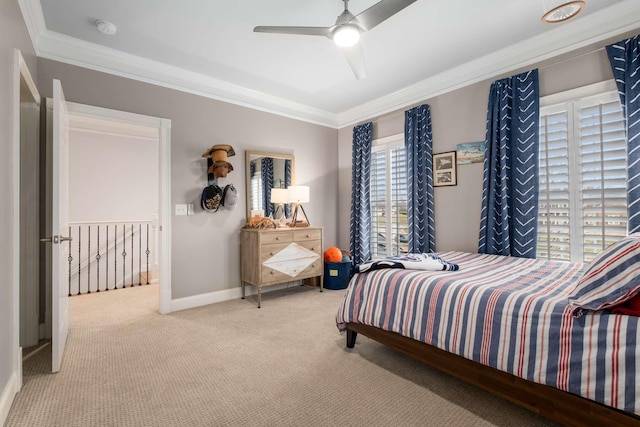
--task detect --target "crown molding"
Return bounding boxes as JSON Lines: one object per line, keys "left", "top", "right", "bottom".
{"left": 38, "top": 30, "right": 339, "bottom": 127}
{"left": 18, "top": 0, "right": 47, "bottom": 54}
{"left": 335, "top": 0, "right": 640, "bottom": 128}
{"left": 19, "top": 1, "right": 338, "bottom": 127}
{"left": 19, "top": 0, "right": 640, "bottom": 130}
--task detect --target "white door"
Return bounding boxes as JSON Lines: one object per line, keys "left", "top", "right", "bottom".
{"left": 51, "top": 79, "right": 70, "bottom": 373}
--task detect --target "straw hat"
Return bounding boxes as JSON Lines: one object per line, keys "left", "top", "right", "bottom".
{"left": 203, "top": 144, "right": 235, "bottom": 177}
{"left": 202, "top": 144, "right": 235, "bottom": 160}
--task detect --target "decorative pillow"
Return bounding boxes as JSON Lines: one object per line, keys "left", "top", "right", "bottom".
{"left": 568, "top": 235, "right": 640, "bottom": 313}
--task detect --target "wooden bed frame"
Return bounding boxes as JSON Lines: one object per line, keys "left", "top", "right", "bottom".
{"left": 346, "top": 322, "right": 640, "bottom": 427}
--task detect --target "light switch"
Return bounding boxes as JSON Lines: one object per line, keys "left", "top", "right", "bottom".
{"left": 187, "top": 203, "right": 194, "bottom": 215}
{"left": 175, "top": 204, "right": 188, "bottom": 216}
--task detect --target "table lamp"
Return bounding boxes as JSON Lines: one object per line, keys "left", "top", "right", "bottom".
{"left": 270, "top": 188, "right": 288, "bottom": 221}
{"left": 287, "top": 185, "right": 310, "bottom": 227}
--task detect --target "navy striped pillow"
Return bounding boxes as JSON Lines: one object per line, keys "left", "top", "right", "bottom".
{"left": 568, "top": 235, "right": 640, "bottom": 312}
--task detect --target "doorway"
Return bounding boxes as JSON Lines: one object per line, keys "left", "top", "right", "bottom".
{"left": 63, "top": 106, "right": 161, "bottom": 297}
{"left": 12, "top": 52, "right": 172, "bottom": 390}
{"left": 61, "top": 102, "right": 172, "bottom": 315}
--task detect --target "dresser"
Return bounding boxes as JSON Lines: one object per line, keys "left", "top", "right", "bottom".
{"left": 240, "top": 227, "right": 323, "bottom": 307}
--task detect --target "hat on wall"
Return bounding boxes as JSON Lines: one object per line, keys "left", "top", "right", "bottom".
{"left": 201, "top": 184, "right": 223, "bottom": 212}
{"left": 203, "top": 144, "right": 235, "bottom": 178}
{"left": 221, "top": 184, "right": 238, "bottom": 210}
{"left": 202, "top": 144, "right": 236, "bottom": 160}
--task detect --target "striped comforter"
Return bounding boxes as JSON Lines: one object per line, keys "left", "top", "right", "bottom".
{"left": 336, "top": 251, "right": 640, "bottom": 415}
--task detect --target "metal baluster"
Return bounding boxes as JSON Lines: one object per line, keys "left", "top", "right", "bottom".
{"left": 145, "top": 224, "right": 150, "bottom": 284}
{"left": 131, "top": 224, "right": 134, "bottom": 286}
{"left": 138, "top": 223, "right": 142, "bottom": 285}
{"left": 68, "top": 226, "right": 73, "bottom": 297}
{"left": 105, "top": 225, "right": 109, "bottom": 291}
{"left": 77, "top": 226, "right": 81, "bottom": 296}
{"left": 87, "top": 225, "right": 91, "bottom": 293}
{"left": 96, "top": 225, "right": 101, "bottom": 292}
{"left": 114, "top": 225, "right": 118, "bottom": 289}
{"left": 122, "top": 225, "right": 126, "bottom": 288}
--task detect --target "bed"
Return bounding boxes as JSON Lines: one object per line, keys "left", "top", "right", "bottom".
{"left": 336, "top": 250, "right": 640, "bottom": 426}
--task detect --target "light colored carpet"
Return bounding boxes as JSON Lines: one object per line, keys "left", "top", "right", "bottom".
{"left": 6, "top": 283, "right": 558, "bottom": 426}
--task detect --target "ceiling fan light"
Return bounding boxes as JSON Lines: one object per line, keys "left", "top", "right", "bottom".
{"left": 333, "top": 25, "right": 360, "bottom": 47}
{"left": 541, "top": 1, "right": 585, "bottom": 23}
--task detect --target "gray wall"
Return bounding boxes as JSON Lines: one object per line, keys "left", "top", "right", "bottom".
{"left": 1, "top": 0, "right": 38, "bottom": 404}
{"left": 37, "top": 59, "right": 338, "bottom": 299}
{"left": 337, "top": 47, "right": 616, "bottom": 253}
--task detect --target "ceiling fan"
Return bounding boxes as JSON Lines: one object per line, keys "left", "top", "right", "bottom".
{"left": 254, "top": 0, "right": 417, "bottom": 80}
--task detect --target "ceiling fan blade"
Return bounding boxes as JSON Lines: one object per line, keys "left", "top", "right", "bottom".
{"left": 352, "top": 0, "right": 417, "bottom": 31}
{"left": 340, "top": 44, "right": 367, "bottom": 80}
{"left": 254, "top": 26, "right": 332, "bottom": 37}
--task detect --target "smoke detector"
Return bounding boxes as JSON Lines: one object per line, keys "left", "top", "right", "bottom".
{"left": 96, "top": 20, "right": 117, "bottom": 35}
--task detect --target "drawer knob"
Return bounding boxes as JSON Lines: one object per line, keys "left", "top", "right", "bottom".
{"left": 311, "top": 247, "right": 315, "bottom": 251}
{"left": 270, "top": 271, "right": 274, "bottom": 275}
{"left": 276, "top": 237, "right": 280, "bottom": 240}
{"left": 270, "top": 252, "right": 274, "bottom": 256}
{"left": 306, "top": 234, "right": 310, "bottom": 237}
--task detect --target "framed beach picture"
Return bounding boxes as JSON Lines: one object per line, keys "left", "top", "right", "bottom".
{"left": 433, "top": 151, "right": 457, "bottom": 187}
{"left": 457, "top": 141, "right": 485, "bottom": 164}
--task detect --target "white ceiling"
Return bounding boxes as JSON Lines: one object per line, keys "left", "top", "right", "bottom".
{"left": 19, "top": 0, "right": 640, "bottom": 128}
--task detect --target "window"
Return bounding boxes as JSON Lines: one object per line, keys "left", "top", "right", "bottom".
{"left": 537, "top": 82, "right": 627, "bottom": 262}
{"left": 370, "top": 135, "right": 408, "bottom": 258}
{"left": 250, "top": 161, "right": 263, "bottom": 213}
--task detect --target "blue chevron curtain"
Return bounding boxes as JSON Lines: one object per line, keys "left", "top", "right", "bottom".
{"left": 478, "top": 70, "right": 540, "bottom": 258}
{"left": 350, "top": 122, "right": 373, "bottom": 264}
{"left": 607, "top": 35, "right": 640, "bottom": 234}
{"left": 284, "top": 159, "right": 292, "bottom": 218}
{"left": 405, "top": 104, "right": 435, "bottom": 253}
{"left": 261, "top": 157, "right": 274, "bottom": 217}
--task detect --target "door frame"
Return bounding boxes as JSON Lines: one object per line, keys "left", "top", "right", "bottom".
{"left": 11, "top": 49, "right": 41, "bottom": 391}
{"left": 11, "top": 68, "right": 172, "bottom": 389}
{"left": 63, "top": 101, "right": 172, "bottom": 314}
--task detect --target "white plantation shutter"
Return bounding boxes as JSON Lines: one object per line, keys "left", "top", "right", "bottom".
{"left": 538, "top": 86, "right": 627, "bottom": 262}
{"left": 579, "top": 94, "right": 627, "bottom": 260}
{"left": 538, "top": 107, "right": 572, "bottom": 260}
{"left": 250, "top": 172, "right": 263, "bottom": 212}
{"left": 371, "top": 135, "right": 408, "bottom": 258}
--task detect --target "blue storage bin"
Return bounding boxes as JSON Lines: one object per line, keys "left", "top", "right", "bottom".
{"left": 323, "top": 260, "right": 353, "bottom": 290}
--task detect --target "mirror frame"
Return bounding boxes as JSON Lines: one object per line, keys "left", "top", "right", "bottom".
{"left": 245, "top": 150, "right": 295, "bottom": 219}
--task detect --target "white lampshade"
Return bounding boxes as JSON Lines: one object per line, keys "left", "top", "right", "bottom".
{"left": 288, "top": 185, "right": 310, "bottom": 204}
{"left": 270, "top": 188, "right": 289, "bottom": 204}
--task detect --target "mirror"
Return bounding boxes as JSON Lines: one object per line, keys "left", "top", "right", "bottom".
{"left": 245, "top": 151, "right": 295, "bottom": 219}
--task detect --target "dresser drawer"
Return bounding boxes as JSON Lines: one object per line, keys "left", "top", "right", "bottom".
{"left": 261, "top": 258, "right": 322, "bottom": 284}
{"left": 299, "top": 260, "right": 322, "bottom": 277}
{"left": 260, "top": 240, "right": 322, "bottom": 262}
{"left": 293, "top": 229, "right": 322, "bottom": 242}
{"left": 261, "top": 266, "right": 293, "bottom": 285}
{"left": 296, "top": 239, "right": 322, "bottom": 255}
{"left": 260, "top": 243, "right": 289, "bottom": 261}
{"left": 261, "top": 231, "right": 293, "bottom": 245}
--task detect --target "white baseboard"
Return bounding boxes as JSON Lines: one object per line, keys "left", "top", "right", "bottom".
{"left": 170, "top": 282, "right": 300, "bottom": 313}
{"left": 0, "top": 370, "right": 19, "bottom": 426}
